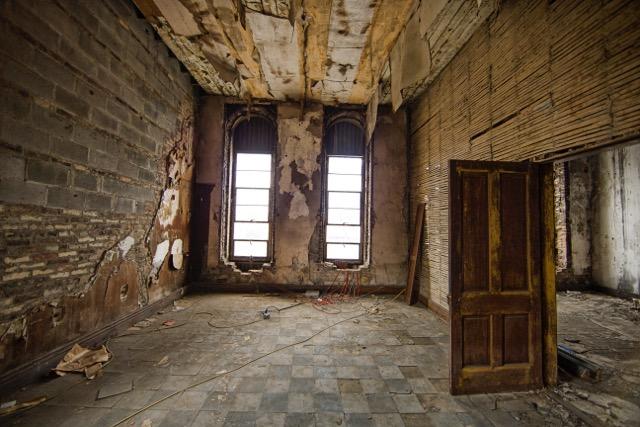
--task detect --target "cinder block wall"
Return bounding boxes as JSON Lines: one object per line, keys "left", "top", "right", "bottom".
{"left": 408, "top": 0, "right": 640, "bottom": 313}
{"left": 0, "top": 0, "right": 196, "bottom": 374}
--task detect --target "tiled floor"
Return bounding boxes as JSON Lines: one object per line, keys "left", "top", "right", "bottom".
{"left": 4, "top": 293, "right": 580, "bottom": 426}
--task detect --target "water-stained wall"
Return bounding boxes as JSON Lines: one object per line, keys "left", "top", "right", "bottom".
{"left": 194, "top": 98, "right": 409, "bottom": 289}
{"left": 0, "top": 0, "right": 196, "bottom": 374}
{"left": 561, "top": 145, "right": 640, "bottom": 296}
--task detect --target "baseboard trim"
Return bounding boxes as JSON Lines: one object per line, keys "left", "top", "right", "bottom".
{"left": 590, "top": 286, "right": 639, "bottom": 300}
{"left": 418, "top": 294, "right": 449, "bottom": 322}
{"left": 188, "top": 282, "right": 404, "bottom": 295}
{"left": 0, "top": 287, "right": 185, "bottom": 395}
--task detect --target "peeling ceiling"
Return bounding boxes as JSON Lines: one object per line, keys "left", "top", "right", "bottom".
{"left": 133, "top": 0, "right": 496, "bottom": 107}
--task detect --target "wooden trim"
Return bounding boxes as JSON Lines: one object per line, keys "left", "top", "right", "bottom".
{"left": 590, "top": 285, "right": 640, "bottom": 300}
{"left": 541, "top": 163, "right": 558, "bottom": 386}
{"left": 533, "top": 133, "right": 640, "bottom": 164}
{"left": 417, "top": 294, "right": 449, "bottom": 322}
{"left": 0, "top": 287, "right": 185, "bottom": 395}
{"left": 428, "top": 299, "right": 449, "bottom": 321}
{"left": 449, "top": 159, "right": 462, "bottom": 394}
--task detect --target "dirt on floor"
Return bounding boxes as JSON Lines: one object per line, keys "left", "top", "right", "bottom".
{"left": 555, "top": 291, "right": 640, "bottom": 426}
{"left": 1, "top": 292, "right": 592, "bottom": 426}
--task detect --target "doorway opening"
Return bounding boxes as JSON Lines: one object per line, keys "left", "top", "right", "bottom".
{"left": 551, "top": 143, "right": 640, "bottom": 424}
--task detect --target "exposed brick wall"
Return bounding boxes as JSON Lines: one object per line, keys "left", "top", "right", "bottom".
{"left": 0, "top": 0, "right": 196, "bottom": 373}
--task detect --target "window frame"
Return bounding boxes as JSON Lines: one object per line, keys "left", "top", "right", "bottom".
{"left": 223, "top": 108, "right": 278, "bottom": 266}
{"left": 228, "top": 150, "right": 275, "bottom": 263}
{"left": 322, "top": 116, "right": 370, "bottom": 266}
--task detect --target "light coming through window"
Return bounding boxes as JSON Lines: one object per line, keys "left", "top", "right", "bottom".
{"left": 232, "top": 153, "right": 272, "bottom": 258}
{"left": 325, "top": 155, "right": 363, "bottom": 260}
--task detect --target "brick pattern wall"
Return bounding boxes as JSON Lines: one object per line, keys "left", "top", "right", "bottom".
{"left": 0, "top": 0, "right": 195, "bottom": 373}
{"left": 408, "top": 0, "right": 640, "bottom": 312}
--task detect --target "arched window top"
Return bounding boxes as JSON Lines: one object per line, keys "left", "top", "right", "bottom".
{"left": 326, "top": 119, "right": 364, "bottom": 156}
{"left": 232, "top": 116, "right": 277, "bottom": 154}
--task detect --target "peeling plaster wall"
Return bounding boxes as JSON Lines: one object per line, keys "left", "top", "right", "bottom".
{"left": 559, "top": 158, "right": 595, "bottom": 290}
{"left": 369, "top": 107, "right": 410, "bottom": 286}
{"left": 0, "top": 0, "right": 196, "bottom": 374}
{"left": 591, "top": 145, "right": 640, "bottom": 296}
{"left": 557, "top": 146, "right": 640, "bottom": 297}
{"left": 194, "top": 98, "right": 409, "bottom": 289}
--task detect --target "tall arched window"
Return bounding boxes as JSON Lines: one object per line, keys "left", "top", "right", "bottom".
{"left": 324, "top": 118, "right": 368, "bottom": 264}
{"left": 228, "top": 115, "right": 277, "bottom": 262}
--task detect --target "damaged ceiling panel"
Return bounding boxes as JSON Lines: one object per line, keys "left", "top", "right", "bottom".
{"left": 245, "top": 11, "right": 303, "bottom": 100}
{"left": 133, "top": 0, "right": 496, "bottom": 106}
{"left": 388, "top": 0, "right": 497, "bottom": 108}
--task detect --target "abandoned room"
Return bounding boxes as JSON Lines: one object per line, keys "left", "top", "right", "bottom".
{"left": 0, "top": 0, "right": 639, "bottom": 425}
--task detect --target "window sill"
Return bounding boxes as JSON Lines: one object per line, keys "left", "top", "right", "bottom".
{"left": 324, "top": 260, "right": 364, "bottom": 270}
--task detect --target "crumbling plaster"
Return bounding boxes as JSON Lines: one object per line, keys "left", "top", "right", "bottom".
{"left": 277, "top": 104, "right": 323, "bottom": 220}
{"left": 0, "top": 0, "right": 197, "bottom": 373}
{"left": 0, "top": 103, "right": 196, "bottom": 375}
{"left": 193, "top": 97, "right": 409, "bottom": 289}
{"left": 567, "top": 159, "right": 593, "bottom": 278}
{"left": 558, "top": 145, "right": 640, "bottom": 296}
{"left": 591, "top": 144, "right": 640, "bottom": 296}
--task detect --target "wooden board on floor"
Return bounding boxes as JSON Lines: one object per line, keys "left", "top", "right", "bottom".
{"left": 406, "top": 203, "right": 426, "bottom": 305}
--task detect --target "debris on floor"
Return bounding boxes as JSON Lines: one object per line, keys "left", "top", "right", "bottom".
{"left": 557, "top": 291, "right": 640, "bottom": 425}
{"left": 53, "top": 343, "right": 111, "bottom": 379}
{"left": 3, "top": 292, "right": 636, "bottom": 426}
{"left": 156, "top": 355, "right": 169, "bottom": 367}
{"left": 304, "top": 290, "right": 320, "bottom": 298}
{"left": 0, "top": 397, "right": 47, "bottom": 417}
{"left": 558, "top": 343, "right": 602, "bottom": 381}
{"left": 132, "top": 318, "right": 156, "bottom": 329}
{"left": 555, "top": 382, "right": 640, "bottom": 426}
{"left": 96, "top": 379, "right": 133, "bottom": 400}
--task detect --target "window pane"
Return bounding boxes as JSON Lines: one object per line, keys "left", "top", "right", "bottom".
{"left": 326, "top": 243, "right": 360, "bottom": 260}
{"left": 328, "top": 192, "right": 360, "bottom": 209}
{"left": 328, "top": 156, "right": 362, "bottom": 174}
{"left": 236, "top": 153, "right": 271, "bottom": 171}
{"left": 328, "top": 173, "right": 361, "bottom": 191}
{"left": 233, "top": 222, "right": 269, "bottom": 240}
{"left": 236, "top": 189, "right": 269, "bottom": 206}
{"left": 328, "top": 208, "right": 360, "bottom": 225}
{"left": 326, "top": 225, "right": 361, "bottom": 243}
{"left": 236, "top": 170, "right": 271, "bottom": 188}
{"left": 235, "top": 205, "right": 269, "bottom": 222}
{"left": 234, "top": 240, "right": 267, "bottom": 257}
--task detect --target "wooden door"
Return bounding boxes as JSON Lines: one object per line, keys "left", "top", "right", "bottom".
{"left": 449, "top": 160, "right": 543, "bottom": 394}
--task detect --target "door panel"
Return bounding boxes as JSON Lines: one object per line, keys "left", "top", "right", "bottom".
{"left": 461, "top": 172, "right": 489, "bottom": 292}
{"left": 450, "top": 160, "right": 542, "bottom": 394}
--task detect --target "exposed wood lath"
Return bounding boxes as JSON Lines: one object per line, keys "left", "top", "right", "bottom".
{"left": 409, "top": 0, "right": 640, "bottom": 312}
{"left": 386, "top": 0, "right": 496, "bottom": 109}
